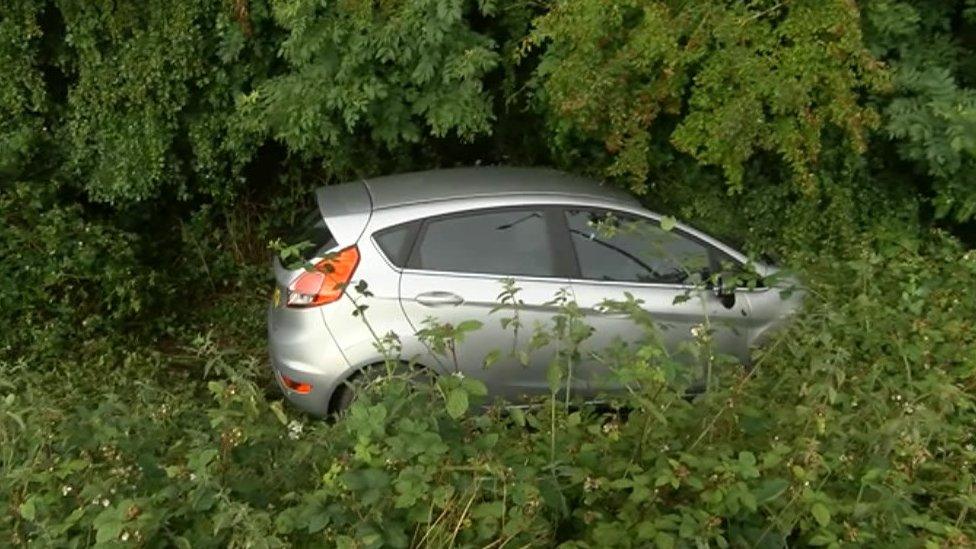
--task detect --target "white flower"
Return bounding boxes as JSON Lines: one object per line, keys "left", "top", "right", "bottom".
{"left": 61, "top": 485, "right": 73, "bottom": 496}
{"left": 120, "top": 531, "right": 130, "bottom": 542}
{"left": 287, "top": 420, "right": 304, "bottom": 440}
{"left": 101, "top": 498, "right": 110, "bottom": 507}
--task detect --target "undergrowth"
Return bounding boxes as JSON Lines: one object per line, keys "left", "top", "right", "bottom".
{"left": 2, "top": 220, "right": 974, "bottom": 547}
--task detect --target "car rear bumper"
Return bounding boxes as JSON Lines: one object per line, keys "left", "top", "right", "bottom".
{"left": 267, "top": 303, "right": 351, "bottom": 416}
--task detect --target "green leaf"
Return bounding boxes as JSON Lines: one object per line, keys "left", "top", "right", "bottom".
{"left": 93, "top": 504, "right": 126, "bottom": 543}
{"left": 472, "top": 501, "right": 504, "bottom": 519}
{"left": 270, "top": 401, "right": 288, "bottom": 425}
{"left": 509, "top": 407, "right": 526, "bottom": 426}
{"left": 660, "top": 216, "right": 677, "bottom": 232}
{"left": 483, "top": 349, "right": 501, "bottom": 369}
{"left": 55, "top": 507, "right": 86, "bottom": 535}
{"left": 807, "top": 533, "right": 835, "bottom": 546}
{"left": 455, "top": 320, "right": 483, "bottom": 334}
{"left": 811, "top": 502, "right": 831, "bottom": 527}
{"left": 636, "top": 521, "right": 656, "bottom": 540}
{"left": 546, "top": 361, "right": 563, "bottom": 393}
{"left": 446, "top": 388, "right": 469, "bottom": 419}
{"left": 18, "top": 499, "right": 35, "bottom": 521}
{"left": 753, "top": 478, "right": 790, "bottom": 504}
{"left": 568, "top": 411, "right": 582, "bottom": 426}
{"left": 461, "top": 377, "right": 488, "bottom": 397}
{"left": 655, "top": 532, "right": 676, "bottom": 549}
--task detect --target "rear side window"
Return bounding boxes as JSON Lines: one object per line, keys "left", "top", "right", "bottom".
{"left": 285, "top": 210, "right": 337, "bottom": 262}
{"left": 373, "top": 221, "right": 419, "bottom": 268}
{"left": 411, "top": 209, "right": 558, "bottom": 277}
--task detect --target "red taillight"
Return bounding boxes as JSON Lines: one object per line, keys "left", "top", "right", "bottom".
{"left": 280, "top": 374, "right": 312, "bottom": 394}
{"left": 287, "top": 245, "right": 360, "bottom": 308}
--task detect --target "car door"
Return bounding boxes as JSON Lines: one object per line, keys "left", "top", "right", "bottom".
{"left": 398, "top": 206, "right": 573, "bottom": 401}
{"left": 560, "top": 207, "right": 753, "bottom": 395}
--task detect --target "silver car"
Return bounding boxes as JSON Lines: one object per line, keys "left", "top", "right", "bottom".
{"left": 268, "top": 167, "right": 801, "bottom": 415}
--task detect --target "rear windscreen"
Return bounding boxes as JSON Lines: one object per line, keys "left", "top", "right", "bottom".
{"left": 284, "top": 210, "right": 337, "bottom": 263}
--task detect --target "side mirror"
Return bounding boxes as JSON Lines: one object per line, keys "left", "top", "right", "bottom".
{"left": 710, "top": 275, "right": 736, "bottom": 309}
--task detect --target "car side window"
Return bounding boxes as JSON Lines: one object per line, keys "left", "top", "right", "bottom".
{"left": 411, "top": 208, "right": 558, "bottom": 277}
{"left": 565, "top": 209, "right": 714, "bottom": 284}
{"left": 373, "top": 221, "right": 420, "bottom": 268}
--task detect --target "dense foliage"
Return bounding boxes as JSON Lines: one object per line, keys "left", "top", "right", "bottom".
{"left": 2, "top": 0, "right": 975, "bottom": 546}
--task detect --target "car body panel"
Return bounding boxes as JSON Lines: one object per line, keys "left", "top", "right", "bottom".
{"left": 568, "top": 280, "right": 756, "bottom": 396}
{"left": 266, "top": 304, "right": 349, "bottom": 415}
{"left": 361, "top": 167, "right": 639, "bottom": 211}
{"left": 399, "top": 269, "right": 572, "bottom": 399}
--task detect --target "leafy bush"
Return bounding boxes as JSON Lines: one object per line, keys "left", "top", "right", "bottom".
{"left": 865, "top": 0, "right": 976, "bottom": 222}
{"left": 0, "top": 183, "right": 153, "bottom": 359}
{"left": 240, "top": 0, "right": 501, "bottom": 164}
{"left": 528, "top": 0, "right": 886, "bottom": 193}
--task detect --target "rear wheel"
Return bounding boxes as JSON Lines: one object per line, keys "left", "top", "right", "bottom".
{"left": 329, "top": 380, "right": 358, "bottom": 415}
{"left": 328, "top": 363, "right": 436, "bottom": 415}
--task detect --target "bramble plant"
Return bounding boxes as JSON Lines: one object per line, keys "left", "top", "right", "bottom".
{"left": 5, "top": 228, "right": 975, "bottom": 545}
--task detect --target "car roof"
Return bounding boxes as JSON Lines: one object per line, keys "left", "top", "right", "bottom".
{"left": 360, "top": 167, "right": 640, "bottom": 211}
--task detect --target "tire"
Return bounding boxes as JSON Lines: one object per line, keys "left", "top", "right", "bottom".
{"left": 328, "top": 363, "right": 435, "bottom": 415}
{"left": 329, "top": 380, "right": 357, "bottom": 415}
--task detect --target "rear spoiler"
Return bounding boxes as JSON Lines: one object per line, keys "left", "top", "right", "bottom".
{"left": 315, "top": 180, "right": 373, "bottom": 247}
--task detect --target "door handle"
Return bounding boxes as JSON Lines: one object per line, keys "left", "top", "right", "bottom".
{"left": 415, "top": 291, "right": 464, "bottom": 307}
{"left": 588, "top": 308, "right": 629, "bottom": 319}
